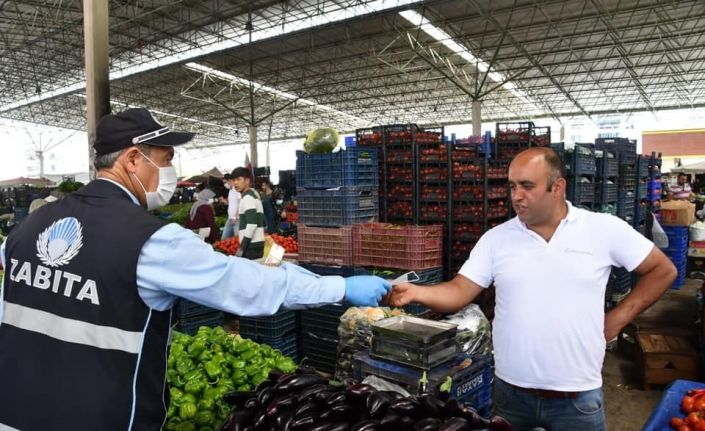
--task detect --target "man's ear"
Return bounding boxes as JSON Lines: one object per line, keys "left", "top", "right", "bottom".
{"left": 554, "top": 177, "right": 567, "bottom": 195}
{"left": 121, "top": 147, "right": 141, "bottom": 172}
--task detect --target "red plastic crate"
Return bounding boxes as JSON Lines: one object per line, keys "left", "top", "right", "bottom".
{"left": 297, "top": 225, "right": 353, "bottom": 266}
{"left": 353, "top": 223, "right": 443, "bottom": 270}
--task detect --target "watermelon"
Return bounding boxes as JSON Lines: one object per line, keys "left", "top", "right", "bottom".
{"left": 304, "top": 128, "right": 339, "bottom": 154}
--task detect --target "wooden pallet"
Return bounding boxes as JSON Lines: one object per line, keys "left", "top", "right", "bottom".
{"left": 637, "top": 331, "right": 698, "bottom": 389}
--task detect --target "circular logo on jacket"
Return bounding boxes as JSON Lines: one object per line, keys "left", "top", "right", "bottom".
{"left": 36, "top": 217, "right": 84, "bottom": 267}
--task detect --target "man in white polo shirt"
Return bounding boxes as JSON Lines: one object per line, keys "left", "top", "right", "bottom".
{"left": 388, "top": 147, "right": 677, "bottom": 431}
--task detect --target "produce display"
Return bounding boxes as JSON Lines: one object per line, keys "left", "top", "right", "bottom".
{"left": 219, "top": 368, "right": 515, "bottom": 431}
{"left": 214, "top": 237, "right": 240, "bottom": 255}
{"left": 670, "top": 389, "right": 705, "bottom": 430}
{"left": 271, "top": 234, "right": 299, "bottom": 254}
{"left": 165, "top": 327, "right": 297, "bottom": 431}
{"left": 158, "top": 203, "right": 193, "bottom": 226}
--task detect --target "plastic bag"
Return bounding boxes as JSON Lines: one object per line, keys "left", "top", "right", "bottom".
{"left": 651, "top": 214, "right": 669, "bottom": 248}
{"left": 335, "top": 307, "right": 404, "bottom": 384}
{"left": 444, "top": 304, "right": 492, "bottom": 356}
{"left": 303, "top": 128, "right": 339, "bottom": 154}
{"left": 362, "top": 375, "right": 411, "bottom": 397}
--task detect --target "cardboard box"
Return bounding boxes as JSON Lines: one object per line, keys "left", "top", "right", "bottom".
{"left": 660, "top": 201, "right": 695, "bottom": 226}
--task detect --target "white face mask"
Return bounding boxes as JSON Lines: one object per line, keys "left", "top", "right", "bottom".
{"left": 132, "top": 151, "right": 178, "bottom": 210}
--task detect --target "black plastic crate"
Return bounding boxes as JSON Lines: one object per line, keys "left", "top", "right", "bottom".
{"left": 595, "top": 182, "right": 618, "bottom": 203}
{"left": 176, "top": 299, "right": 220, "bottom": 319}
{"left": 568, "top": 144, "right": 597, "bottom": 176}
{"left": 355, "top": 127, "right": 384, "bottom": 147}
{"left": 177, "top": 312, "right": 224, "bottom": 336}
{"left": 596, "top": 153, "right": 619, "bottom": 178}
{"left": 637, "top": 156, "right": 650, "bottom": 178}
{"left": 239, "top": 310, "right": 298, "bottom": 340}
{"left": 569, "top": 178, "right": 595, "bottom": 204}
{"left": 297, "top": 186, "right": 379, "bottom": 227}
{"left": 264, "top": 336, "right": 299, "bottom": 360}
{"left": 298, "top": 263, "right": 361, "bottom": 277}
{"left": 595, "top": 138, "right": 637, "bottom": 165}
{"left": 496, "top": 122, "right": 534, "bottom": 144}
{"left": 296, "top": 148, "right": 378, "bottom": 189}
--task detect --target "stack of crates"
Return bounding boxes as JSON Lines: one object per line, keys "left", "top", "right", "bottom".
{"left": 647, "top": 153, "right": 663, "bottom": 220}
{"left": 566, "top": 143, "right": 596, "bottom": 209}
{"left": 661, "top": 226, "right": 689, "bottom": 289}
{"left": 296, "top": 148, "right": 379, "bottom": 227}
{"left": 174, "top": 299, "right": 224, "bottom": 336}
{"left": 239, "top": 310, "right": 299, "bottom": 359}
{"left": 634, "top": 155, "right": 651, "bottom": 233}
{"left": 596, "top": 138, "right": 638, "bottom": 224}
{"left": 605, "top": 267, "right": 633, "bottom": 310}
{"left": 595, "top": 148, "right": 619, "bottom": 215}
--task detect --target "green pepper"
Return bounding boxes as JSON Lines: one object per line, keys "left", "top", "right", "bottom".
{"left": 197, "top": 349, "right": 212, "bottom": 363}
{"left": 184, "top": 378, "right": 206, "bottom": 395}
{"left": 198, "top": 427, "right": 215, "bottom": 431}
{"left": 179, "top": 402, "right": 197, "bottom": 420}
{"left": 181, "top": 393, "right": 197, "bottom": 405}
{"left": 239, "top": 349, "right": 256, "bottom": 361}
{"left": 197, "top": 397, "right": 215, "bottom": 411}
{"left": 203, "top": 387, "right": 220, "bottom": 401}
{"left": 183, "top": 369, "right": 203, "bottom": 382}
{"left": 164, "top": 417, "right": 182, "bottom": 431}
{"left": 170, "top": 387, "right": 184, "bottom": 405}
{"left": 176, "top": 422, "right": 196, "bottom": 431}
{"left": 275, "top": 357, "right": 297, "bottom": 374}
{"left": 167, "top": 369, "right": 181, "bottom": 387}
{"left": 231, "top": 369, "right": 247, "bottom": 385}
{"left": 204, "top": 359, "right": 222, "bottom": 379}
{"left": 194, "top": 410, "right": 215, "bottom": 426}
{"left": 229, "top": 359, "right": 246, "bottom": 369}
{"left": 175, "top": 357, "right": 194, "bottom": 375}
{"left": 187, "top": 339, "right": 206, "bottom": 357}
{"left": 170, "top": 343, "right": 185, "bottom": 356}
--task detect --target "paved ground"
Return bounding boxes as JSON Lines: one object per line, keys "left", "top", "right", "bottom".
{"left": 603, "top": 278, "right": 702, "bottom": 430}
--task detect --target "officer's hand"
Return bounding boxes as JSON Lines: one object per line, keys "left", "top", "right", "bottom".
{"left": 385, "top": 282, "right": 418, "bottom": 307}
{"left": 344, "top": 276, "right": 392, "bottom": 307}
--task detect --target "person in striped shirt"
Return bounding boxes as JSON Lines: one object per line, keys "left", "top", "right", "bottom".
{"left": 231, "top": 167, "right": 265, "bottom": 259}
{"left": 668, "top": 173, "right": 695, "bottom": 201}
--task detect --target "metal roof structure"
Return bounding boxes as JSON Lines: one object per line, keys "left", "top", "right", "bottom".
{"left": 1, "top": 0, "right": 704, "bottom": 149}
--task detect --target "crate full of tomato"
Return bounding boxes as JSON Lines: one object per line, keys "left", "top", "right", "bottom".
{"left": 352, "top": 223, "right": 443, "bottom": 270}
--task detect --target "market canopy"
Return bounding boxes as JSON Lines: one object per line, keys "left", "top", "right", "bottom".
{"left": 680, "top": 161, "right": 705, "bottom": 174}
{"left": 0, "top": 177, "right": 55, "bottom": 187}
{"left": 183, "top": 167, "right": 224, "bottom": 183}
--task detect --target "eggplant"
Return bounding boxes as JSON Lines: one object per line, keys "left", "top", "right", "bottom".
{"left": 350, "top": 419, "right": 381, "bottom": 431}
{"left": 266, "top": 393, "right": 298, "bottom": 417}
{"left": 252, "top": 411, "right": 269, "bottom": 431}
{"left": 269, "top": 369, "right": 286, "bottom": 382}
{"left": 326, "top": 391, "right": 348, "bottom": 405}
{"left": 414, "top": 417, "right": 442, "bottom": 431}
{"left": 257, "top": 386, "right": 274, "bottom": 407}
{"left": 319, "top": 403, "right": 354, "bottom": 421}
{"left": 275, "top": 374, "right": 328, "bottom": 394}
{"left": 313, "top": 389, "right": 337, "bottom": 403}
{"left": 489, "top": 415, "right": 513, "bottom": 431}
{"left": 245, "top": 397, "right": 260, "bottom": 410}
{"left": 291, "top": 413, "right": 317, "bottom": 430}
{"left": 297, "top": 384, "right": 330, "bottom": 404}
{"left": 366, "top": 391, "right": 392, "bottom": 419}
{"left": 275, "top": 410, "right": 295, "bottom": 431}
{"left": 399, "top": 416, "right": 416, "bottom": 428}
{"left": 379, "top": 412, "right": 403, "bottom": 430}
{"left": 227, "top": 409, "right": 255, "bottom": 431}
{"left": 528, "top": 428, "right": 548, "bottom": 431}
{"left": 224, "top": 390, "right": 258, "bottom": 407}
{"left": 303, "top": 422, "right": 350, "bottom": 431}
{"left": 257, "top": 380, "right": 274, "bottom": 392}
{"left": 296, "top": 364, "right": 319, "bottom": 375}
{"left": 295, "top": 401, "right": 318, "bottom": 419}
{"left": 345, "top": 384, "right": 376, "bottom": 403}
{"left": 389, "top": 397, "right": 423, "bottom": 418}
{"left": 419, "top": 393, "right": 445, "bottom": 418}
{"left": 443, "top": 399, "right": 463, "bottom": 417}
{"left": 437, "top": 417, "right": 470, "bottom": 431}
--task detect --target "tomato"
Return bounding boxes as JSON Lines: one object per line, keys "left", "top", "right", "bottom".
{"left": 673, "top": 418, "right": 686, "bottom": 428}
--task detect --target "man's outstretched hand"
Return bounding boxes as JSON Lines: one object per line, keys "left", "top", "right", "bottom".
{"left": 384, "top": 282, "right": 419, "bottom": 307}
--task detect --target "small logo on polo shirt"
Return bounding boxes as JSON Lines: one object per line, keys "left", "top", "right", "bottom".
{"left": 36, "top": 217, "right": 84, "bottom": 267}
{"left": 564, "top": 247, "right": 593, "bottom": 256}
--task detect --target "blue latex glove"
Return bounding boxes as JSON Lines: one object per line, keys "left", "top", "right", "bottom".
{"left": 344, "top": 276, "right": 392, "bottom": 307}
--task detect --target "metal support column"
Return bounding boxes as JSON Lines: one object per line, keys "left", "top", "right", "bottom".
{"left": 472, "top": 100, "right": 482, "bottom": 136}
{"left": 249, "top": 126, "right": 258, "bottom": 167}
{"left": 83, "top": 0, "right": 110, "bottom": 180}
{"left": 560, "top": 125, "right": 566, "bottom": 142}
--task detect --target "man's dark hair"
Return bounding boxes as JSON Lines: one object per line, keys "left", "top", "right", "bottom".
{"left": 231, "top": 167, "right": 252, "bottom": 181}
{"left": 678, "top": 173, "right": 688, "bottom": 178}
{"left": 261, "top": 179, "right": 273, "bottom": 189}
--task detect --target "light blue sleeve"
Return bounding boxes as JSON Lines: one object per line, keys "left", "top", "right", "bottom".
{"left": 0, "top": 239, "right": 5, "bottom": 324}
{"left": 136, "top": 223, "right": 346, "bottom": 314}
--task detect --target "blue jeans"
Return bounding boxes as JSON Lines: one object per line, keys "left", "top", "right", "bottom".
{"left": 221, "top": 218, "right": 236, "bottom": 240}
{"left": 493, "top": 377, "right": 605, "bottom": 431}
